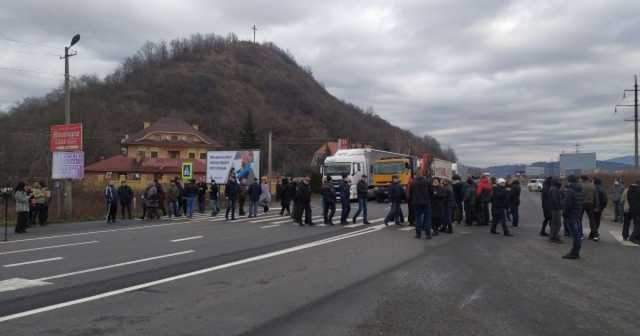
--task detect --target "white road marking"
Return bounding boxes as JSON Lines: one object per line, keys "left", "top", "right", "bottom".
{"left": 609, "top": 231, "right": 639, "bottom": 247}
{"left": 272, "top": 216, "right": 323, "bottom": 225}
{"left": 37, "top": 250, "right": 195, "bottom": 282}
{"left": 0, "top": 241, "right": 99, "bottom": 256}
{"left": 210, "top": 214, "right": 279, "bottom": 223}
{"left": 3, "top": 257, "right": 64, "bottom": 268}
{"left": 344, "top": 217, "right": 384, "bottom": 228}
{"left": 260, "top": 224, "right": 281, "bottom": 229}
{"left": 250, "top": 215, "right": 292, "bottom": 223}
{"left": 170, "top": 236, "right": 203, "bottom": 243}
{"left": 0, "top": 278, "right": 51, "bottom": 293}
{"left": 398, "top": 227, "right": 414, "bottom": 231}
{"left": 0, "top": 225, "right": 385, "bottom": 322}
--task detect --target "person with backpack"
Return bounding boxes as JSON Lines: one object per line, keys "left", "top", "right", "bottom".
{"left": 591, "top": 177, "right": 608, "bottom": 242}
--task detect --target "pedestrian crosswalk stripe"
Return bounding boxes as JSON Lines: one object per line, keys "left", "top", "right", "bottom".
{"left": 398, "top": 227, "right": 414, "bottom": 231}
{"left": 250, "top": 215, "right": 293, "bottom": 223}
{"left": 260, "top": 224, "right": 281, "bottom": 229}
{"left": 609, "top": 231, "right": 639, "bottom": 247}
{"left": 210, "top": 214, "right": 279, "bottom": 223}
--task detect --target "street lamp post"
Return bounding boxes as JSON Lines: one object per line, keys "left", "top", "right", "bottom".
{"left": 61, "top": 34, "right": 80, "bottom": 220}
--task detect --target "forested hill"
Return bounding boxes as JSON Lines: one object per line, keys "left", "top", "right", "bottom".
{"left": 0, "top": 33, "right": 455, "bottom": 181}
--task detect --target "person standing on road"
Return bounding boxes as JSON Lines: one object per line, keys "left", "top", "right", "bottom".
{"left": 431, "top": 178, "right": 446, "bottom": 235}
{"left": 225, "top": 175, "right": 239, "bottom": 221}
{"left": 549, "top": 178, "right": 564, "bottom": 243}
{"left": 476, "top": 175, "right": 492, "bottom": 226}
{"left": 197, "top": 180, "right": 208, "bottom": 214}
{"left": 104, "top": 181, "right": 118, "bottom": 224}
{"left": 340, "top": 175, "right": 351, "bottom": 225}
{"left": 441, "top": 179, "right": 455, "bottom": 234}
{"left": 144, "top": 182, "right": 160, "bottom": 220}
{"left": 563, "top": 175, "right": 585, "bottom": 259}
{"left": 509, "top": 180, "right": 521, "bottom": 227}
{"left": 580, "top": 175, "right": 595, "bottom": 238}
{"left": 238, "top": 177, "right": 248, "bottom": 217}
{"left": 155, "top": 180, "right": 167, "bottom": 217}
{"left": 611, "top": 178, "right": 625, "bottom": 223}
{"left": 410, "top": 175, "right": 432, "bottom": 239}
{"left": 490, "top": 176, "right": 497, "bottom": 225}
{"left": 591, "top": 178, "right": 608, "bottom": 242}
{"left": 259, "top": 177, "right": 272, "bottom": 213}
{"left": 352, "top": 176, "right": 370, "bottom": 224}
{"left": 183, "top": 179, "right": 198, "bottom": 218}
{"left": 490, "top": 178, "right": 512, "bottom": 237}
{"left": 248, "top": 178, "right": 261, "bottom": 218}
{"left": 540, "top": 177, "right": 552, "bottom": 236}
{"left": 621, "top": 183, "right": 632, "bottom": 241}
{"left": 118, "top": 180, "right": 134, "bottom": 220}
{"left": 626, "top": 181, "right": 640, "bottom": 245}
{"left": 385, "top": 175, "right": 405, "bottom": 226}
{"left": 452, "top": 175, "right": 464, "bottom": 225}
{"left": 209, "top": 179, "right": 219, "bottom": 217}
{"left": 298, "top": 176, "right": 314, "bottom": 226}
{"left": 463, "top": 177, "right": 476, "bottom": 226}
{"left": 278, "top": 178, "right": 292, "bottom": 216}
{"left": 14, "top": 182, "right": 30, "bottom": 234}
{"left": 167, "top": 179, "right": 180, "bottom": 218}
{"left": 321, "top": 176, "right": 337, "bottom": 225}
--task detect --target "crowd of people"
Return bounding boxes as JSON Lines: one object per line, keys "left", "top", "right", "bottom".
{"left": 11, "top": 181, "right": 51, "bottom": 234}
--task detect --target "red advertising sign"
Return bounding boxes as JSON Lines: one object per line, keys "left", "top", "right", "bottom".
{"left": 50, "top": 123, "right": 83, "bottom": 151}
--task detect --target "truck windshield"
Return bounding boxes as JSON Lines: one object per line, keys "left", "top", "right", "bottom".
{"left": 373, "top": 162, "right": 407, "bottom": 175}
{"left": 325, "top": 163, "right": 351, "bottom": 176}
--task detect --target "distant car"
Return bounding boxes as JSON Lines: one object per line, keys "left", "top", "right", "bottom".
{"left": 527, "top": 179, "right": 544, "bottom": 192}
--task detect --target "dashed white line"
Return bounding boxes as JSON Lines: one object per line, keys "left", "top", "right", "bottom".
{"left": 170, "top": 236, "right": 203, "bottom": 243}
{"left": 260, "top": 224, "right": 281, "bottom": 229}
{"left": 0, "top": 241, "right": 99, "bottom": 256}
{"left": 3, "top": 257, "right": 64, "bottom": 268}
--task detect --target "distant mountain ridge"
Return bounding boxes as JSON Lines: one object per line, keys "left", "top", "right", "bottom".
{"left": 485, "top": 160, "right": 633, "bottom": 177}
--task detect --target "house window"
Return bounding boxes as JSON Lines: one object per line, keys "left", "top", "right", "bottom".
{"left": 137, "top": 151, "right": 146, "bottom": 158}
{"left": 171, "top": 135, "right": 178, "bottom": 141}
{"left": 189, "top": 152, "right": 196, "bottom": 159}
{"left": 169, "top": 151, "right": 179, "bottom": 159}
{"left": 151, "top": 151, "right": 158, "bottom": 158}
{"left": 200, "top": 153, "right": 207, "bottom": 160}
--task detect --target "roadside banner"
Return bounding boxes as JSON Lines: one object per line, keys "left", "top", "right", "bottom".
{"left": 50, "top": 123, "right": 83, "bottom": 151}
{"left": 52, "top": 151, "right": 84, "bottom": 180}
{"left": 206, "top": 150, "right": 260, "bottom": 184}
{"left": 182, "top": 162, "right": 193, "bottom": 180}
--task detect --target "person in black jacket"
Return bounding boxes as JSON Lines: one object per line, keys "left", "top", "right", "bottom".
{"left": 297, "top": 176, "right": 313, "bottom": 226}
{"left": 410, "top": 176, "right": 432, "bottom": 239}
{"left": 549, "top": 178, "right": 564, "bottom": 243}
{"left": 225, "top": 176, "right": 239, "bottom": 220}
{"left": 352, "top": 177, "right": 370, "bottom": 224}
{"left": 339, "top": 175, "right": 351, "bottom": 225}
{"left": 441, "top": 179, "right": 455, "bottom": 234}
{"left": 321, "top": 177, "right": 336, "bottom": 225}
{"left": 590, "top": 177, "right": 608, "bottom": 242}
{"left": 563, "top": 175, "right": 585, "bottom": 259}
{"left": 384, "top": 176, "right": 405, "bottom": 226}
{"left": 509, "top": 180, "right": 521, "bottom": 227}
{"left": 491, "top": 178, "right": 512, "bottom": 236}
{"left": 463, "top": 177, "right": 476, "bottom": 226}
{"left": 540, "top": 177, "right": 553, "bottom": 236}
{"left": 452, "top": 175, "right": 464, "bottom": 224}
{"left": 117, "top": 180, "right": 133, "bottom": 220}
{"left": 197, "top": 181, "right": 207, "bottom": 213}
{"left": 209, "top": 179, "right": 219, "bottom": 216}
{"left": 431, "top": 178, "right": 446, "bottom": 235}
{"left": 627, "top": 181, "right": 640, "bottom": 245}
{"left": 278, "top": 178, "right": 292, "bottom": 216}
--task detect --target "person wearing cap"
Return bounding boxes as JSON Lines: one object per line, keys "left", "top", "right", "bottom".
{"left": 563, "top": 175, "right": 585, "bottom": 259}
{"left": 490, "top": 178, "right": 512, "bottom": 236}
{"left": 353, "top": 176, "right": 370, "bottom": 224}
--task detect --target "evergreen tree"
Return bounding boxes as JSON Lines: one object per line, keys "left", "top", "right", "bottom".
{"left": 239, "top": 109, "right": 259, "bottom": 149}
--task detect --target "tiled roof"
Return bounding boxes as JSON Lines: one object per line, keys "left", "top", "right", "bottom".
{"left": 85, "top": 155, "right": 206, "bottom": 174}
{"left": 123, "top": 117, "right": 220, "bottom": 147}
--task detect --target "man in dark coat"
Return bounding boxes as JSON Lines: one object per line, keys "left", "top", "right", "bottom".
{"left": 352, "top": 177, "right": 370, "bottom": 224}
{"left": 590, "top": 177, "right": 608, "bottom": 242}
{"left": 248, "top": 178, "right": 261, "bottom": 218}
{"left": 431, "top": 178, "right": 446, "bottom": 235}
{"left": 490, "top": 178, "right": 512, "bottom": 236}
{"left": 197, "top": 180, "right": 208, "bottom": 213}
{"left": 452, "top": 175, "right": 465, "bottom": 225}
{"left": 476, "top": 175, "right": 492, "bottom": 226}
{"left": 463, "top": 177, "right": 476, "bottom": 226}
{"left": 278, "top": 178, "right": 292, "bottom": 216}
{"left": 549, "top": 178, "right": 564, "bottom": 243}
{"left": 104, "top": 181, "right": 118, "bottom": 224}
{"left": 540, "top": 177, "right": 552, "bottom": 236}
{"left": 238, "top": 178, "right": 248, "bottom": 216}
{"left": 297, "top": 176, "right": 313, "bottom": 226}
{"left": 321, "top": 176, "right": 336, "bottom": 225}
{"left": 155, "top": 180, "right": 167, "bottom": 217}
{"left": 509, "top": 180, "right": 521, "bottom": 227}
{"left": 385, "top": 176, "right": 405, "bottom": 226}
{"left": 225, "top": 176, "right": 239, "bottom": 220}
{"left": 117, "top": 180, "right": 133, "bottom": 220}
{"left": 339, "top": 175, "right": 351, "bottom": 225}
{"left": 440, "top": 179, "right": 455, "bottom": 233}
{"left": 209, "top": 179, "right": 219, "bottom": 216}
{"left": 563, "top": 175, "right": 585, "bottom": 259}
{"left": 410, "top": 175, "right": 432, "bottom": 239}
{"left": 627, "top": 181, "right": 640, "bottom": 245}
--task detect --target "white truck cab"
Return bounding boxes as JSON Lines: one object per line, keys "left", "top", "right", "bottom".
{"left": 322, "top": 148, "right": 393, "bottom": 200}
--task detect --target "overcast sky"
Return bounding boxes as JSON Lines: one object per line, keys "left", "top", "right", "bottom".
{"left": 1, "top": 0, "right": 639, "bottom": 167}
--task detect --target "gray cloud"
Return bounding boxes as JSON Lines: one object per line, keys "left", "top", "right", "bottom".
{"left": 1, "top": 0, "right": 638, "bottom": 166}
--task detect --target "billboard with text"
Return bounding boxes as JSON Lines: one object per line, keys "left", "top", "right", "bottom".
{"left": 206, "top": 150, "right": 261, "bottom": 184}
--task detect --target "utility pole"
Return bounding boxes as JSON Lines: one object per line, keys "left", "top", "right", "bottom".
{"left": 615, "top": 75, "right": 639, "bottom": 169}
{"left": 60, "top": 34, "right": 80, "bottom": 219}
{"left": 252, "top": 25, "right": 258, "bottom": 43}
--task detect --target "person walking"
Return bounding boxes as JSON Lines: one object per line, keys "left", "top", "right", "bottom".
{"left": 549, "top": 178, "right": 564, "bottom": 243}
{"left": 14, "top": 182, "right": 30, "bottom": 234}
{"left": 627, "top": 181, "right": 640, "bottom": 245}
{"left": 581, "top": 175, "right": 595, "bottom": 238}
{"left": 563, "top": 175, "right": 585, "bottom": 259}
{"left": 410, "top": 175, "right": 432, "bottom": 239}
{"left": 168, "top": 179, "right": 181, "bottom": 218}
{"left": 463, "top": 177, "right": 476, "bottom": 226}
{"left": 591, "top": 178, "right": 608, "bottom": 242}
{"left": 298, "top": 176, "right": 314, "bottom": 226}
{"left": 248, "top": 178, "right": 261, "bottom": 218}
{"left": 197, "top": 180, "right": 208, "bottom": 213}
{"left": 321, "top": 176, "right": 337, "bottom": 225}
{"left": 431, "top": 178, "right": 446, "bottom": 235}
{"left": 452, "top": 175, "right": 464, "bottom": 225}
{"left": 540, "top": 177, "right": 552, "bottom": 236}
{"left": 352, "top": 176, "right": 370, "bottom": 224}
{"left": 509, "top": 180, "right": 521, "bottom": 227}
{"left": 339, "top": 175, "right": 351, "bottom": 225}
{"left": 176, "top": 178, "right": 186, "bottom": 217}
{"left": 117, "top": 180, "right": 134, "bottom": 220}
{"left": 183, "top": 179, "right": 198, "bottom": 218}
{"left": 209, "top": 179, "right": 219, "bottom": 216}
{"left": 143, "top": 182, "right": 159, "bottom": 220}
{"left": 238, "top": 178, "right": 248, "bottom": 217}
{"left": 611, "top": 178, "right": 625, "bottom": 223}
{"left": 104, "top": 181, "right": 118, "bottom": 224}
{"left": 291, "top": 180, "right": 301, "bottom": 221}
{"left": 476, "top": 175, "right": 492, "bottom": 226}
{"left": 490, "top": 176, "right": 497, "bottom": 225}
{"left": 441, "top": 179, "right": 455, "bottom": 233}
{"left": 259, "top": 177, "right": 272, "bottom": 213}
{"left": 384, "top": 175, "right": 405, "bottom": 226}
{"left": 490, "top": 178, "right": 512, "bottom": 236}
{"left": 39, "top": 181, "right": 51, "bottom": 225}
{"left": 31, "top": 182, "right": 47, "bottom": 226}
{"left": 279, "top": 178, "right": 292, "bottom": 216}
{"left": 225, "top": 176, "right": 239, "bottom": 221}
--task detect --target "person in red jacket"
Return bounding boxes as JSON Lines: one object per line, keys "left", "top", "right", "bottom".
{"left": 476, "top": 175, "right": 493, "bottom": 226}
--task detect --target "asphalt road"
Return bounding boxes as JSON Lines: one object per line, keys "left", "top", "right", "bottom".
{"left": 0, "top": 192, "right": 638, "bottom": 335}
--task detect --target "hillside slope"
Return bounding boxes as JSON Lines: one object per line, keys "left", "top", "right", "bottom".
{"left": 0, "top": 33, "right": 454, "bottom": 181}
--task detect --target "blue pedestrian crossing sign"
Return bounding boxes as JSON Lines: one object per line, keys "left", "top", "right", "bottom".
{"left": 182, "top": 162, "right": 193, "bottom": 180}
